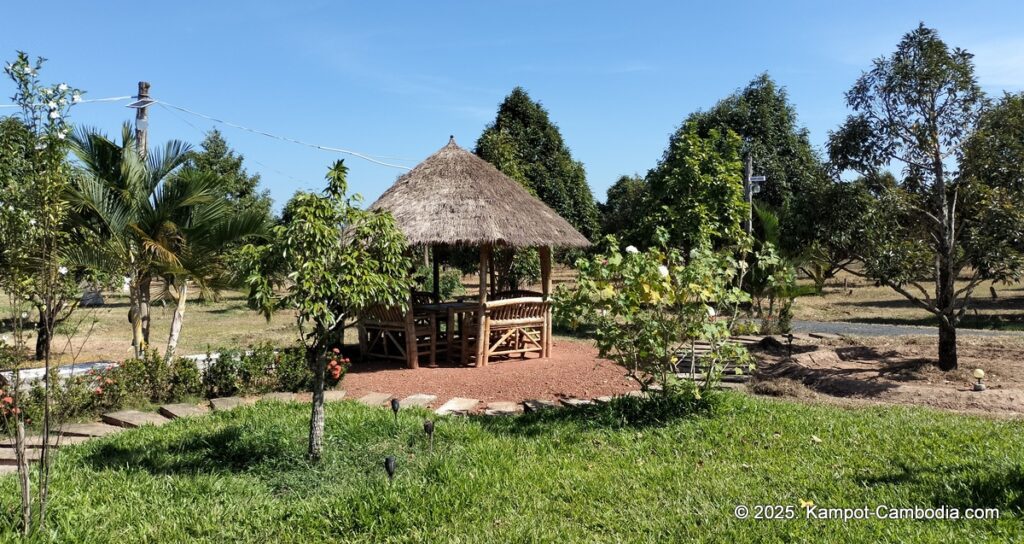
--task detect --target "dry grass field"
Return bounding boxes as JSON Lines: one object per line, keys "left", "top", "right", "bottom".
{"left": 792, "top": 270, "right": 1024, "bottom": 329}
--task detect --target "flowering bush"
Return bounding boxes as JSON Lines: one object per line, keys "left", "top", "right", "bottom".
{"left": 556, "top": 228, "right": 753, "bottom": 395}
{"left": 324, "top": 347, "right": 350, "bottom": 387}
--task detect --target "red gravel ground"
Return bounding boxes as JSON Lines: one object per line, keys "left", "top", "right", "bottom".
{"left": 342, "top": 337, "right": 637, "bottom": 408}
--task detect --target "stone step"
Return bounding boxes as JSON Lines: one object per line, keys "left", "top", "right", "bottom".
{"left": 522, "top": 399, "right": 558, "bottom": 413}
{"left": 209, "top": 397, "right": 246, "bottom": 411}
{"left": 260, "top": 392, "right": 296, "bottom": 403}
{"left": 0, "top": 465, "right": 18, "bottom": 474}
{"left": 324, "top": 390, "right": 347, "bottom": 402}
{"left": 101, "top": 410, "right": 171, "bottom": 429}
{"left": 593, "top": 395, "right": 613, "bottom": 404}
{"left": 484, "top": 401, "right": 522, "bottom": 416}
{"left": 401, "top": 394, "right": 437, "bottom": 408}
{"left": 159, "top": 403, "right": 210, "bottom": 419}
{"left": 57, "top": 422, "right": 124, "bottom": 437}
{"left": 559, "top": 398, "right": 594, "bottom": 408}
{"left": 435, "top": 397, "right": 479, "bottom": 416}
{"left": 0, "top": 447, "right": 42, "bottom": 466}
{"left": 0, "top": 435, "right": 90, "bottom": 448}
{"left": 357, "top": 392, "right": 392, "bottom": 407}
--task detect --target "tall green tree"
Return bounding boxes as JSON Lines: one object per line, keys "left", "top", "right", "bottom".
{"left": 186, "top": 129, "right": 272, "bottom": 221}
{"left": 828, "top": 24, "right": 1022, "bottom": 370}
{"left": 476, "top": 87, "right": 600, "bottom": 239}
{"left": 599, "top": 174, "right": 649, "bottom": 247}
{"left": 689, "top": 73, "right": 827, "bottom": 211}
{"left": 644, "top": 123, "right": 748, "bottom": 254}
{"left": 242, "top": 160, "right": 411, "bottom": 461}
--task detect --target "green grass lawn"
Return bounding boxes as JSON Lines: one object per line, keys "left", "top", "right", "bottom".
{"left": 1, "top": 394, "right": 1021, "bottom": 542}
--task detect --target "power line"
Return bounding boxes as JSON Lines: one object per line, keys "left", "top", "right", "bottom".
{"left": 156, "top": 99, "right": 413, "bottom": 170}
{"left": 0, "top": 95, "right": 133, "bottom": 108}
{"left": 157, "top": 102, "right": 308, "bottom": 186}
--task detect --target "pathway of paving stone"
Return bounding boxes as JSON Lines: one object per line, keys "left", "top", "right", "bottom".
{"left": 1, "top": 339, "right": 767, "bottom": 468}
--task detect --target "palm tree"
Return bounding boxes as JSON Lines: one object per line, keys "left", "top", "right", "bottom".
{"left": 68, "top": 124, "right": 265, "bottom": 358}
{"left": 159, "top": 174, "right": 268, "bottom": 359}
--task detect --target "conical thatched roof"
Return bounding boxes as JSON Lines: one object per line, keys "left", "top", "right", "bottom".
{"left": 369, "top": 137, "right": 591, "bottom": 248}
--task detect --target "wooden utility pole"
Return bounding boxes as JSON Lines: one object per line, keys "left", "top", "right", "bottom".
{"left": 134, "top": 81, "right": 150, "bottom": 159}
{"left": 744, "top": 154, "right": 753, "bottom": 236}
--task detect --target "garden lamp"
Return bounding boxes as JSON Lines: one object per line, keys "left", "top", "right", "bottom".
{"left": 973, "top": 369, "right": 986, "bottom": 392}
{"left": 391, "top": 398, "right": 400, "bottom": 426}
{"left": 423, "top": 419, "right": 435, "bottom": 454}
{"left": 384, "top": 456, "right": 396, "bottom": 482}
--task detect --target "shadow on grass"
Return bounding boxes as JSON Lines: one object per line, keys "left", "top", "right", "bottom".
{"left": 471, "top": 392, "right": 719, "bottom": 437}
{"left": 863, "top": 461, "right": 1024, "bottom": 513}
{"left": 82, "top": 424, "right": 301, "bottom": 475}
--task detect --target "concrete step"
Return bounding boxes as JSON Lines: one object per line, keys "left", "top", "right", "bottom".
{"left": 209, "top": 397, "right": 247, "bottom": 411}
{"left": 522, "top": 399, "right": 558, "bottom": 413}
{"left": 484, "top": 401, "right": 522, "bottom": 416}
{"left": 101, "top": 410, "right": 171, "bottom": 429}
{"left": 559, "top": 398, "right": 594, "bottom": 408}
{"left": 57, "top": 422, "right": 125, "bottom": 437}
{"left": 260, "top": 392, "right": 296, "bottom": 403}
{"left": 0, "top": 435, "right": 89, "bottom": 448}
{"left": 435, "top": 397, "right": 479, "bottom": 416}
{"left": 400, "top": 394, "right": 437, "bottom": 408}
{"left": 357, "top": 392, "right": 392, "bottom": 407}
{"left": 0, "top": 447, "right": 42, "bottom": 466}
{"left": 159, "top": 403, "right": 210, "bottom": 419}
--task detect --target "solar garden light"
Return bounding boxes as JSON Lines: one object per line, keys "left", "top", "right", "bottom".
{"left": 423, "top": 419, "right": 435, "bottom": 454}
{"left": 785, "top": 333, "right": 794, "bottom": 358}
{"left": 384, "top": 456, "right": 396, "bottom": 482}
{"left": 391, "top": 398, "right": 400, "bottom": 426}
{"left": 973, "top": 368, "right": 986, "bottom": 392}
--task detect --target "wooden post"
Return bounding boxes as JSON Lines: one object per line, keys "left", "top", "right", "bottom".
{"left": 405, "top": 293, "right": 418, "bottom": 369}
{"left": 477, "top": 244, "right": 490, "bottom": 366}
{"left": 135, "top": 81, "right": 150, "bottom": 160}
{"left": 540, "top": 246, "right": 552, "bottom": 358}
{"left": 432, "top": 245, "right": 441, "bottom": 302}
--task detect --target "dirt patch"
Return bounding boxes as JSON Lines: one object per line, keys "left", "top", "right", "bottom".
{"left": 343, "top": 337, "right": 636, "bottom": 407}
{"left": 752, "top": 335, "right": 1024, "bottom": 417}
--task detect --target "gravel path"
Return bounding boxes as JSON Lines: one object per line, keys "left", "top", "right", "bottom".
{"left": 792, "top": 320, "right": 1024, "bottom": 338}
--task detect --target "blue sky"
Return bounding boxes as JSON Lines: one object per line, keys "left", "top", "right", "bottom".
{"left": 3, "top": 1, "right": 1023, "bottom": 210}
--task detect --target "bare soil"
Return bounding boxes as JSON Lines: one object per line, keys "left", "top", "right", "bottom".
{"left": 751, "top": 335, "right": 1024, "bottom": 417}
{"left": 343, "top": 336, "right": 636, "bottom": 407}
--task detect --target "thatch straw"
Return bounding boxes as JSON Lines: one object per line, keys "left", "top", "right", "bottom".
{"left": 369, "top": 137, "right": 591, "bottom": 248}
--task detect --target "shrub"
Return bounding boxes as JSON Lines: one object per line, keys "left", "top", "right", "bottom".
{"left": 238, "top": 343, "right": 277, "bottom": 394}
{"left": 556, "top": 228, "right": 752, "bottom": 395}
{"left": 274, "top": 347, "right": 313, "bottom": 392}
{"left": 169, "top": 357, "right": 202, "bottom": 399}
{"left": 202, "top": 348, "right": 242, "bottom": 398}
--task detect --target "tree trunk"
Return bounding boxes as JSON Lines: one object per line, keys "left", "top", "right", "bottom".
{"left": 15, "top": 420, "right": 30, "bottom": 536}
{"left": 938, "top": 317, "right": 958, "bottom": 371}
{"left": 129, "top": 280, "right": 144, "bottom": 359}
{"left": 308, "top": 345, "right": 326, "bottom": 461}
{"left": 165, "top": 282, "right": 188, "bottom": 361}
{"left": 139, "top": 276, "right": 153, "bottom": 346}
{"left": 34, "top": 311, "right": 51, "bottom": 361}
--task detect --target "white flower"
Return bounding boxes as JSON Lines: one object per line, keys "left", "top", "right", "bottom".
{"left": 29, "top": 219, "right": 37, "bottom": 226}
{"left": 625, "top": 245, "right": 639, "bottom": 254}
{"left": 707, "top": 306, "right": 717, "bottom": 318}
{"left": 72, "top": 93, "right": 81, "bottom": 103}
{"left": 20, "top": 312, "right": 28, "bottom": 319}
{"left": 58, "top": 98, "right": 66, "bottom": 105}
{"left": 58, "top": 83, "right": 68, "bottom": 91}
{"left": 658, "top": 265, "right": 670, "bottom": 277}
{"left": 34, "top": 142, "right": 46, "bottom": 151}
{"left": 58, "top": 266, "right": 68, "bottom": 275}
{"left": 42, "top": 88, "right": 52, "bottom": 95}
{"left": 57, "top": 131, "right": 66, "bottom": 140}
{"left": 47, "top": 100, "right": 57, "bottom": 109}
{"left": 49, "top": 110, "right": 59, "bottom": 119}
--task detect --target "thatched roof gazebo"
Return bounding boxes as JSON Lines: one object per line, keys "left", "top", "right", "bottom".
{"left": 368, "top": 136, "right": 591, "bottom": 367}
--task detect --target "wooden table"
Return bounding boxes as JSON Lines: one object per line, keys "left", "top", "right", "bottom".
{"left": 414, "top": 302, "right": 479, "bottom": 365}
